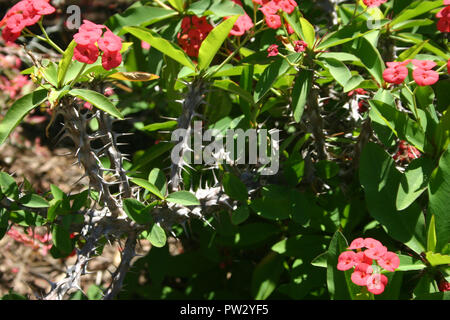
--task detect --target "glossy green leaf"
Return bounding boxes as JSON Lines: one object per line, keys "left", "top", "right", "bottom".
{"left": 167, "top": 0, "right": 184, "bottom": 11}
{"left": 428, "top": 147, "right": 450, "bottom": 251}
{"left": 396, "top": 254, "right": 427, "bottom": 271}
{"left": 231, "top": 205, "right": 250, "bottom": 225}
{"left": 321, "top": 58, "right": 352, "bottom": 88}
{"left": 425, "top": 252, "right": 450, "bottom": 266}
{"left": 69, "top": 89, "right": 123, "bottom": 119}
{"left": 148, "top": 168, "right": 168, "bottom": 199}
{"left": 299, "top": 17, "right": 315, "bottom": 48}
{"left": 123, "top": 26, "right": 196, "bottom": 70}
{"left": 19, "top": 194, "right": 49, "bottom": 208}
{"left": 52, "top": 223, "right": 73, "bottom": 254}
{"left": 166, "top": 191, "right": 200, "bottom": 206}
{"left": 58, "top": 40, "right": 77, "bottom": 87}
{"left": 123, "top": 198, "right": 153, "bottom": 224}
{"left": 0, "top": 89, "right": 47, "bottom": 145}
{"left": 0, "top": 172, "right": 19, "bottom": 200}
{"left": 198, "top": 15, "right": 239, "bottom": 71}
{"left": 213, "top": 79, "right": 255, "bottom": 106}
{"left": 147, "top": 223, "right": 167, "bottom": 248}
{"left": 359, "top": 143, "right": 426, "bottom": 254}
{"left": 254, "top": 53, "right": 301, "bottom": 102}
{"left": 390, "top": 1, "right": 443, "bottom": 27}
{"left": 292, "top": 70, "right": 312, "bottom": 122}
{"left": 223, "top": 172, "right": 248, "bottom": 202}
{"left": 396, "top": 157, "right": 435, "bottom": 210}
{"left": 141, "top": 121, "right": 177, "bottom": 132}
{"left": 354, "top": 36, "right": 384, "bottom": 85}
{"left": 131, "top": 178, "right": 165, "bottom": 200}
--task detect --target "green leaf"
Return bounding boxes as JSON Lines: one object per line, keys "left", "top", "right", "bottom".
{"left": 390, "top": 1, "right": 443, "bottom": 27}
{"left": 425, "top": 252, "right": 450, "bottom": 266}
{"left": 198, "top": 15, "right": 239, "bottom": 71}
{"left": 316, "top": 21, "right": 377, "bottom": 50}
{"left": 123, "top": 198, "right": 153, "bottom": 224}
{"left": 0, "top": 172, "right": 19, "bottom": 200}
{"left": 320, "top": 58, "right": 352, "bottom": 88}
{"left": 396, "top": 157, "right": 435, "bottom": 210}
{"left": 396, "top": 254, "right": 426, "bottom": 271}
{"left": 251, "top": 253, "right": 284, "bottom": 300}
{"left": 397, "top": 40, "right": 428, "bottom": 62}
{"left": 167, "top": 0, "right": 184, "bottom": 11}
{"left": 254, "top": 53, "right": 301, "bottom": 102}
{"left": 0, "top": 89, "right": 47, "bottom": 145}
{"left": 166, "top": 191, "right": 200, "bottom": 206}
{"left": 123, "top": 26, "right": 196, "bottom": 71}
{"left": 291, "top": 70, "right": 312, "bottom": 122}
{"left": 354, "top": 36, "right": 384, "bottom": 85}
{"left": 19, "top": 194, "right": 49, "bottom": 208}
{"left": 326, "top": 231, "right": 358, "bottom": 300}
{"left": 41, "top": 62, "right": 58, "bottom": 87}
{"left": 52, "top": 223, "right": 73, "bottom": 254}
{"left": 427, "top": 213, "right": 437, "bottom": 252}
{"left": 187, "top": 0, "right": 244, "bottom": 17}
{"left": 231, "top": 205, "right": 250, "bottom": 225}
{"left": 58, "top": 40, "right": 77, "bottom": 87}
{"left": 131, "top": 178, "right": 164, "bottom": 200}
{"left": 212, "top": 79, "right": 255, "bottom": 106}
{"left": 299, "top": 17, "right": 315, "bottom": 48}
{"left": 68, "top": 89, "right": 123, "bottom": 119}
{"left": 148, "top": 168, "right": 168, "bottom": 199}
{"left": 223, "top": 172, "right": 248, "bottom": 202}
{"left": 369, "top": 99, "right": 426, "bottom": 152}
{"left": 428, "top": 147, "right": 450, "bottom": 251}
{"left": 146, "top": 223, "right": 167, "bottom": 248}
{"left": 359, "top": 143, "right": 426, "bottom": 254}
{"left": 141, "top": 121, "right": 177, "bottom": 132}
{"left": 107, "top": 4, "right": 177, "bottom": 34}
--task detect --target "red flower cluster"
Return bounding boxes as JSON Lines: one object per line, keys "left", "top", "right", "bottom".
{"left": 439, "top": 280, "right": 450, "bottom": 292}
{"left": 267, "top": 44, "right": 279, "bottom": 57}
{"left": 437, "top": 1, "right": 450, "bottom": 33}
{"left": 383, "top": 59, "right": 439, "bottom": 87}
{"left": 73, "top": 20, "right": 123, "bottom": 71}
{"left": 294, "top": 40, "right": 307, "bottom": 53}
{"left": 177, "top": 16, "right": 213, "bottom": 57}
{"left": 254, "top": 0, "right": 297, "bottom": 30}
{"left": 0, "top": 74, "right": 31, "bottom": 99}
{"left": 7, "top": 227, "right": 53, "bottom": 256}
{"left": 393, "top": 140, "right": 421, "bottom": 163}
{"left": 362, "top": 0, "right": 387, "bottom": 8}
{"left": 347, "top": 88, "right": 368, "bottom": 97}
{"left": 0, "top": 0, "right": 55, "bottom": 44}
{"left": 227, "top": 0, "right": 254, "bottom": 36}
{"left": 337, "top": 237, "right": 400, "bottom": 295}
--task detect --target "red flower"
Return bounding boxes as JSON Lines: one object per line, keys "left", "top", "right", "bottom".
{"left": 33, "top": 0, "right": 56, "bottom": 15}
{"left": 351, "top": 263, "right": 373, "bottom": 286}
{"left": 80, "top": 20, "right": 105, "bottom": 33}
{"left": 73, "top": 44, "right": 99, "bottom": 64}
{"left": 354, "top": 251, "right": 373, "bottom": 265}
{"left": 411, "top": 59, "right": 437, "bottom": 70}
{"left": 1, "top": 27, "right": 21, "bottom": 44}
{"left": 364, "top": 238, "right": 383, "bottom": 250}
{"left": 0, "top": 0, "right": 55, "bottom": 44}
{"left": 367, "top": 274, "right": 388, "bottom": 294}
{"left": 177, "top": 16, "right": 213, "bottom": 57}
{"left": 228, "top": 14, "right": 254, "bottom": 36}
{"left": 383, "top": 65, "right": 408, "bottom": 85}
{"left": 337, "top": 251, "right": 357, "bottom": 271}
{"left": 412, "top": 68, "right": 439, "bottom": 86}
{"left": 98, "top": 30, "right": 123, "bottom": 53}
{"left": 378, "top": 251, "right": 400, "bottom": 272}
{"left": 348, "top": 237, "right": 365, "bottom": 250}
{"left": 447, "top": 59, "right": 450, "bottom": 74}
{"left": 102, "top": 50, "right": 122, "bottom": 70}
{"left": 438, "top": 280, "right": 450, "bottom": 292}
{"left": 265, "top": 14, "right": 282, "bottom": 29}
{"left": 364, "top": 245, "right": 388, "bottom": 260}
{"left": 267, "top": 44, "right": 279, "bottom": 57}
{"left": 294, "top": 40, "right": 307, "bottom": 53}
{"left": 73, "top": 29, "right": 102, "bottom": 46}
{"left": 363, "top": 0, "right": 387, "bottom": 7}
